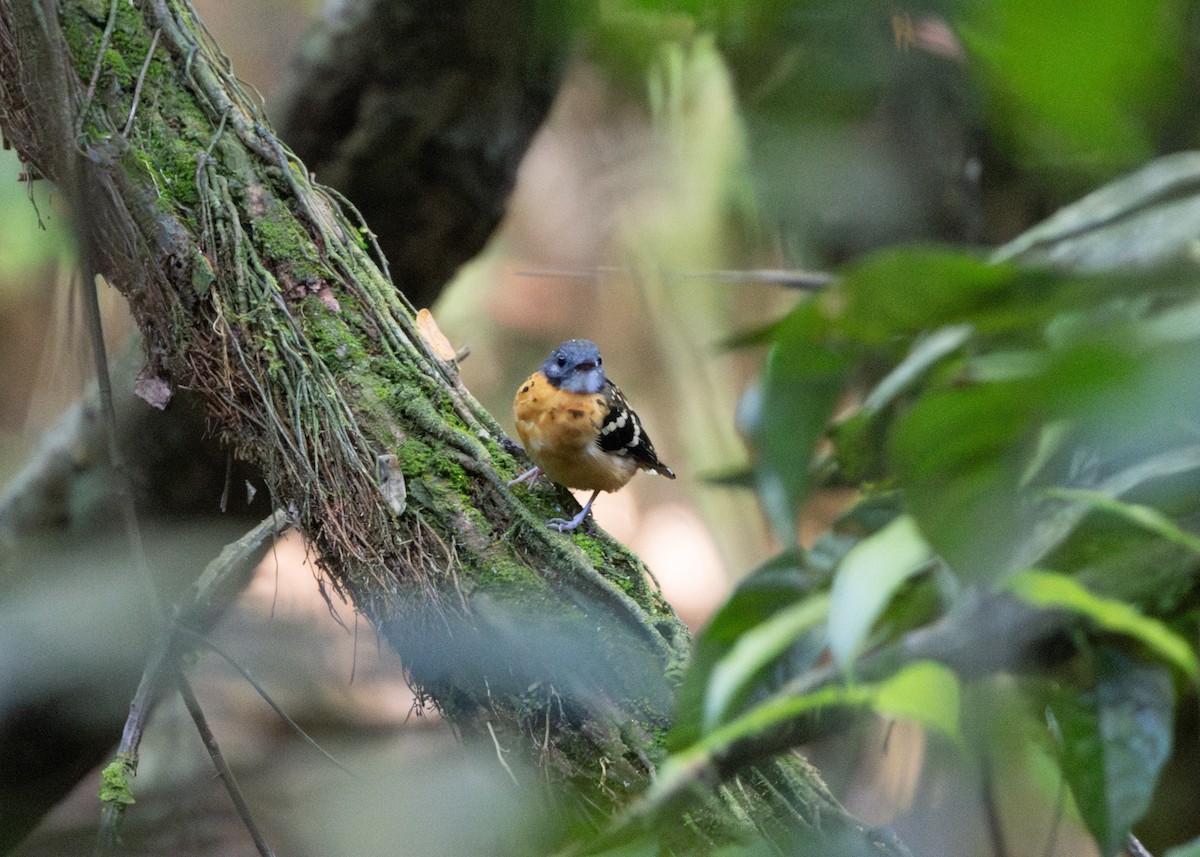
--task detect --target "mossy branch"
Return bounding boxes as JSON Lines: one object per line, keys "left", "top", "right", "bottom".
{"left": 0, "top": 0, "right": 906, "bottom": 852}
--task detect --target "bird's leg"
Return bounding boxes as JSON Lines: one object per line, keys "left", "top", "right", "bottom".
{"left": 507, "top": 466, "right": 541, "bottom": 488}
{"left": 547, "top": 489, "right": 600, "bottom": 532}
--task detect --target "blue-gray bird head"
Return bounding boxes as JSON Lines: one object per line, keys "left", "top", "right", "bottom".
{"left": 541, "top": 339, "right": 606, "bottom": 394}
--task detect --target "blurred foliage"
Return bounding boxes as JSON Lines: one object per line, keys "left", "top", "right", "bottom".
{"left": 543, "top": 0, "right": 1200, "bottom": 855}
{"left": 960, "top": 0, "right": 1184, "bottom": 180}
{"left": 10, "top": 0, "right": 1200, "bottom": 854}
{"left": 662, "top": 234, "right": 1200, "bottom": 853}
{"left": 0, "top": 147, "right": 73, "bottom": 290}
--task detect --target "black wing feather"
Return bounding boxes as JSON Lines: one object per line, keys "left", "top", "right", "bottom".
{"left": 596, "top": 381, "right": 675, "bottom": 477}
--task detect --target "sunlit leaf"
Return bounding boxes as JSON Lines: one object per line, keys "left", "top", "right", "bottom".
{"left": 694, "top": 684, "right": 873, "bottom": 755}
{"left": 1047, "top": 488, "right": 1200, "bottom": 557}
{"left": 1006, "top": 570, "right": 1199, "bottom": 680}
{"left": 703, "top": 594, "right": 830, "bottom": 731}
{"left": 1047, "top": 650, "right": 1174, "bottom": 857}
{"left": 675, "top": 662, "right": 961, "bottom": 775}
{"left": 669, "top": 553, "right": 815, "bottom": 749}
{"left": 872, "top": 661, "right": 961, "bottom": 745}
{"left": 828, "top": 516, "right": 933, "bottom": 669}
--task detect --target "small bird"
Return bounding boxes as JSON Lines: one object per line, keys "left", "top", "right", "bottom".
{"left": 510, "top": 339, "right": 675, "bottom": 532}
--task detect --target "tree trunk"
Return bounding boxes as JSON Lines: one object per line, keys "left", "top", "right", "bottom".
{"left": 0, "top": 0, "right": 904, "bottom": 852}
{"left": 272, "top": 0, "right": 565, "bottom": 309}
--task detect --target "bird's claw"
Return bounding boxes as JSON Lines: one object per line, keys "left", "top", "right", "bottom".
{"left": 507, "top": 466, "right": 541, "bottom": 489}
{"left": 546, "top": 513, "right": 587, "bottom": 533}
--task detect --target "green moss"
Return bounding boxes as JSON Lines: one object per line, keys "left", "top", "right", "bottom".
{"left": 103, "top": 48, "right": 134, "bottom": 85}
{"left": 252, "top": 215, "right": 324, "bottom": 282}
{"left": 393, "top": 438, "right": 470, "bottom": 503}
{"left": 60, "top": 5, "right": 105, "bottom": 80}
{"left": 304, "top": 304, "right": 368, "bottom": 374}
{"left": 142, "top": 120, "right": 203, "bottom": 209}
{"left": 482, "top": 555, "right": 539, "bottom": 585}
{"left": 98, "top": 755, "right": 136, "bottom": 806}
{"left": 396, "top": 437, "right": 434, "bottom": 476}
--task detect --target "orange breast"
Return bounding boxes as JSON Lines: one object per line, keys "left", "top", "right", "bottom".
{"left": 513, "top": 372, "right": 638, "bottom": 492}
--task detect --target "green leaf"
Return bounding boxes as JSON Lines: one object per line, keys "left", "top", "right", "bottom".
{"left": 890, "top": 380, "right": 1030, "bottom": 580}
{"left": 835, "top": 247, "right": 1039, "bottom": 344}
{"left": 891, "top": 335, "right": 1141, "bottom": 580}
{"left": 1047, "top": 488, "right": 1200, "bottom": 557}
{"left": 749, "top": 303, "right": 849, "bottom": 544}
{"left": 834, "top": 327, "right": 974, "bottom": 481}
{"left": 1048, "top": 650, "right": 1174, "bottom": 857}
{"left": 702, "top": 594, "right": 830, "bottom": 731}
{"left": 872, "top": 661, "right": 962, "bottom": 745}
{"left": 961, "top": 0, "right": 1181, "bottom": 176}
{"left": 993, "top": 154, "right": 1200, "bottom": 272}
{"left": 669, "top": 553, "right": 816, "bottom": 750}
{"left": 859, "top": 325, "right": 974, "bottom": 415}
{"left": 1006, "top": 570, "right": 1199, "bottom": 680}
{"left": 828, "top": 516, "right": 933, "bottom": 669}
{"left": 693, "top": 683, "right": 874, "bottom": 757}
{"left": 674, "top": 662, "right": 960, "bottom": 778}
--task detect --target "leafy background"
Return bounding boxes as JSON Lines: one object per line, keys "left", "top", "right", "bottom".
{"left": 3, "top": 0, "right": 1200, "bottom": 855}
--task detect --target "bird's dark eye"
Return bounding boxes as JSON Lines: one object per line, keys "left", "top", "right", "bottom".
{"left": 597, "top": 356, "right": 602, "bottom": 365}
{"left": 556, "top": 354, "right": 567, "bottom": 366}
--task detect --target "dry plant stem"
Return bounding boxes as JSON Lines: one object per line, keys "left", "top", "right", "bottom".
{"left": 79, "top": 270, "right": 160, "bottom": 613}
{"left": 515, "top": 265, "right": 836, "bottom": 291}
{"left": 177, "top": 625, "right": 353, "bottom": 775}
{"left": 93, "top": 511, "right": 288, "bottom": 854}
{"left": 177, "top": 672, "right": 278, "bottom": 857}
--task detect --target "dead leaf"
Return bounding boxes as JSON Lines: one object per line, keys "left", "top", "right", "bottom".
{"left": 416, "top": 308, "right": 457, "bottom": 362}
{"left": 134, "top": 372, "right": 173, "bottom": 410}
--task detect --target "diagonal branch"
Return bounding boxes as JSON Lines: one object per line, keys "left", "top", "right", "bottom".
{"left": 0, "top": 0, "right": 910, "bottom": 853}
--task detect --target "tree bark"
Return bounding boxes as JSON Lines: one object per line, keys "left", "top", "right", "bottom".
{"left": 272, "top": 0, "right": 565, "bottom": 309}
{"left": 0, "top": 0, "right": 902, "bottom": 853}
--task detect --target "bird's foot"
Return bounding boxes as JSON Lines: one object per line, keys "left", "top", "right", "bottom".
{"left": 546, "top": 509, "right": 590, "bottom": 532}
{"left": 507, "top": 466, "right": 541, "bottom": 488}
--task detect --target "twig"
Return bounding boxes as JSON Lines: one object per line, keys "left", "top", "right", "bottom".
{"left": 514, "top": 265, "right": 835, "bottom": 291}
{"left": 486, "top": 721, "right": 520, "bottom": 786}
{"left": 122, "top": 29, "right": 161, "bottom": 138}
{"left": 91, "top": 632, "right": 175, "bottom": 856}
{"left": 76, "top": 0, "right": 121, "bottom": 137}
{"left": 177, "top": 626, "right": 354, "bottom": 775}
{"left": 92, "top": 512, "right": 288, "bottom": 854}
{"left": 177, "top": 672, "right": 278, "bottom": 857}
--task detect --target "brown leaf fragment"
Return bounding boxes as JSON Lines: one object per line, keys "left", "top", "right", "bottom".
{"left": 133, "top": 372, "right": 173, "bottom": 410}
{"left": 416, "top": 308, "right": 457, "bottom": 362}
